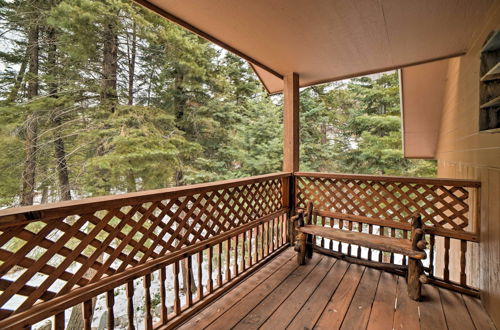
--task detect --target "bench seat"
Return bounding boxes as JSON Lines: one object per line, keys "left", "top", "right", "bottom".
{"left": 297, "top": 225, "right": 426, "bottom": 259}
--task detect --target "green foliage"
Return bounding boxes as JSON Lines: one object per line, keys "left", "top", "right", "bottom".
{"left": 0, "top": 0, "right": 434, "bottom": 208}
{"left": 299, "top": 72, "right": 436, "bottom": 176}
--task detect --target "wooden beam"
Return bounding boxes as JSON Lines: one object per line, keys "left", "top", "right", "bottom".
{"left": 283, "top": 73, "right": 299, "bottom": 172}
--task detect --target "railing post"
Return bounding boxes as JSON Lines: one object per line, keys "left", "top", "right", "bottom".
{"left": 283, "top": 72, "right": 299, "bottom": 245}
{"left": 283, "top": 72, "right": 299, "bottom": 173}
{"left": 282, "top": 175, "right": 296, "bottom": 245}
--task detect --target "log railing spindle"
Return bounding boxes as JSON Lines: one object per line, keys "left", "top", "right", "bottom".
{"left": 106, "top": 289, "right": 115, "bottom": 330}
{"left": 197, "top": 251, "right": 203, "bottom": 300}
{"left": 173, "top": 261, "right": 181, "bottom": 315}
{"left": 186, "top": 257, "right": 193, "bottom": 307}
{"left": 207, "top": 246, "right": 213, "bottom": 293}
{"left": 460, "top": 239, "right": 467, "bottom": 286}
{"left": 143, "top": 274, "right": 153, "bottom": 330}
{"left": 82, "top": 299, "right": 93, "bottom": 330}
{"left": 444, "top": 237, "right": 450, "bottom": 282}
{"left": 54, "top": 312, "right": 64, "bottom": 330}
{"left": 160, "top": 267, "right": 168, "bottom": 323}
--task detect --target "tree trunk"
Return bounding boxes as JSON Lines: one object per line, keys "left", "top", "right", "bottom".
{"left": 47, "top": 27, "right": 72, "bottom": 202}
{"left": 127, "top": 22, "right": 137, "bottom": 106}
{"left": 101, "top": 21, "right": 118, "bottom": 112}
{"left": 173, "top": 70, "right": 186, "bottom": 124}
{"left": 127, "top": 169, "right": 137, "bottom": 192}
{"left": 7, "top": 47, "right": 29, "bottom": 103}
{"left": 175, "top": 169, "right": 184, "bottom": 186}
{"left": 54, "top": 118, "right": 71, "bottom": 201}
{"left": 20, "top": 23, "right": 39, "bottom": 206}
{"left": 320, "top": 123, "right": 327, "bottom": 144}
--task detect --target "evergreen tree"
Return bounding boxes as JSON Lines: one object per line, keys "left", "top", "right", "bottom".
{"left": 0, "top": 0, "right": 434, "bottom": 210}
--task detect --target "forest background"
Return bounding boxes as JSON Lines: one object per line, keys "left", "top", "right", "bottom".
{"left": 0, "top": 0, "right": 436, "bottom": 208}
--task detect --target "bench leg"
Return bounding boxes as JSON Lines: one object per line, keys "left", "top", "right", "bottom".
{"left": 306, "top": 234, "right": 313, "bottom": 259}
{"left": 407, "top": 258, "right": 423, "bottom": 300}
{"left": 296, "top": 232, "right": 306, "bottom": 265}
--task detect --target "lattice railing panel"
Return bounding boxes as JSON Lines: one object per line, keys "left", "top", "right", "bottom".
{"left": 0, "top": 176, "right": 283, "bottom": 317}
{"left": 296, "top": 176, "right": 472, "bottom": 231}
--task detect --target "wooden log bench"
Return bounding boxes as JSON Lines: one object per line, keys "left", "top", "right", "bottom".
{"left": 292, "top": 203, "right": 428, "bottom": 300}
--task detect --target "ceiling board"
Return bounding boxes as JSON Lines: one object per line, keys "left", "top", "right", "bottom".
{"left": 140, "top": 0, "right": 495, "bottom": 93}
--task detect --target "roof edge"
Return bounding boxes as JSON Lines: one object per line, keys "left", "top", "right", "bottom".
{"left": 133, "top": 0, "right": 283, "bottom": 80}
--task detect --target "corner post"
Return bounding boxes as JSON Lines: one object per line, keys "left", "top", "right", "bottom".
{"left": 283, "top": 72, "right": 299, "bottom": 173}
{"left": 283, "top": 73, "right": 299, "bottom": 244}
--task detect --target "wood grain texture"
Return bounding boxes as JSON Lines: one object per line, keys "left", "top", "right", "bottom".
{"left": 259, "top": 257, "right": 336, "bottom": 329}
{"left": 418, "top": 284, "right": 447, "bottom": 330}
{"left": 439, "top": 288, "right": 475, "bottom": 330}
{"left": 231, "top": 254, "right": 322, "bottom": 330}
{"left": 314, "top": 264, "right": 365, "bottom": 330}
{"left": 393, "top": 277, "right": 420, "bottom": 330}
{"left": 462, "top": 294, "right": 497, "bottom": 330}
{"left": 168, "top": 248, "right": 495, "bottom": 330}
{"left": 203, "top": 255, "right": 316, "bottom": 330}
{"left": 178, "top": 249, "right": 295, "bottom": 329}
{"left": 433, "top": 3, "right": 500, "bottom": 327}
{"left": 340, "top": 267, "right": 381, "bottom": 329}
{"left": 283, "top": 73, "right": 299, "bottom": 172}
{"left": 298, "top": 225, "right": 426, "bottom": 259}
{"left": 286, "top": 260, "right": 350, "bottom": 329}
{"left": 366, "top": 272, "right": 398, "bottom": 330}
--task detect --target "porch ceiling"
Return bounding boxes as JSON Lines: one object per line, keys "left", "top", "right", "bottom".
{"left": 135, "top": 0, "right": 494, "bottom": 94}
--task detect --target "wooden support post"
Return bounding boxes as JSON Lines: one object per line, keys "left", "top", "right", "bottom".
{"left": 283, "top": 73, "right": 299, "bottom": 246}
{"left": 283, "top": 72, "right": 299, "bottom": 173}
{"left": 282, "top": 176, "right": 296, "bottom": 245}
{"left": 407, "top": 214, "right": 426, "bottom": 300}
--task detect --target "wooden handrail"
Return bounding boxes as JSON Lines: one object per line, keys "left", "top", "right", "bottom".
{"left": 0, "top": 170, "right": 484, "bottom": 328}
{"left": 313, "top": 210, "right": 478, "bottom": 242}
{"left": 294, "top": 171, "right": 481, "bottom": 292}
{"left": 0, "top": 172, "right": 292, "bottom": 226}
{"left": 295, "top": 171, "right": 481, "bottom": 188}
{"left": 0, "top": 210, "right": 288, "bottom": 328}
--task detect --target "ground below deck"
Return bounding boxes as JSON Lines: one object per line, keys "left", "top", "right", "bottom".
{"left": 179, "top": 247, "right": 496, "bottom": 330}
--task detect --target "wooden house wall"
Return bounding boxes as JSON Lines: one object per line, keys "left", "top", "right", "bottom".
{"left": 435, "top": 3, "right": 500, "bottom": 326}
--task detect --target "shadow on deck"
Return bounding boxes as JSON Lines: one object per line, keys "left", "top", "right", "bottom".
{"left": 179, "top": 248, "right": 495, "bottom": 330}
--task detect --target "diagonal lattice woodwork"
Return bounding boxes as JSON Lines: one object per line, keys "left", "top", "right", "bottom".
{"left": 296, "top": 175, "right": 473, "bottom": 231}
{"left": 0, "top": 176, "right": 283, "bottom": 317}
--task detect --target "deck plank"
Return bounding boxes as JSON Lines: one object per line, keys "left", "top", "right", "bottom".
{"left": 260, "top": 257, "right": 337, "bottom": 330}
{"left": 232, "top": 255, "right": 324, "bottom": 330}
{"left": 178, "top": 248, "right": 295, "bottom": 329}
{"left": 340, "top": 267, "right": 381, "bottom": 330}
{"left": 286, "top": 260, "right": 350, "bottom": 330}
{"left": 179, "top": 248, "right": 495, "bottom": 330}
{"left": 393, "top": 277, "right": 420, "bottom": 330}
{"left": 314, "top": 264, "right": 365, "bottom": 330}
{"left": 462, "top": 294, "right": 497, "bottom": 330}
{"left": 366, "top": 272, "right": 398, "bottom": 330}
{"left": 418, "top": 284, "right": 447, "bottom": 330}
{"left": 440, "top": 288, "right": 475, "bottom": 330}
{"left": 206, "top": 254, "right": 322, "bottom": 330}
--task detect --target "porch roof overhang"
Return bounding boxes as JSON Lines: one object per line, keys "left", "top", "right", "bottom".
{"left": 400, "top": 58, "right": 451, "bottom": 159}
{"left": 134, "top": 0, "right": 494, "bottom": 94}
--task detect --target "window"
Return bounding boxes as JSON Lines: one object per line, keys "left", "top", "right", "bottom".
{"left": 480, "top": 30, "right": 500, "bottom": 132}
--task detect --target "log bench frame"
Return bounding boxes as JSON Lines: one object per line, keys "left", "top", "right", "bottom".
{"left": 292, "top": 203, "right": 428, "bottom": 300}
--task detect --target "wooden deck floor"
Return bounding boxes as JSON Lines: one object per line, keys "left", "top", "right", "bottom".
{"left": 179, "top": 247, "right": 496, "bottom": 330}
